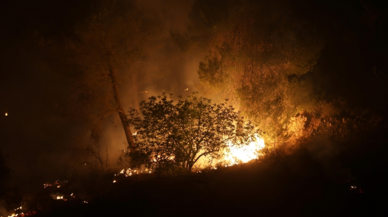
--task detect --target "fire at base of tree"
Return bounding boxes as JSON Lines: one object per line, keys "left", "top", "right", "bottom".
{"left": 123, "top": 92, "right": 264, "bottom": 175}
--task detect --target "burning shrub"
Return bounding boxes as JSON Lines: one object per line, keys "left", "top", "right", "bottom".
{"left": 126, "top": 93, "right": 261, "bottom": 174}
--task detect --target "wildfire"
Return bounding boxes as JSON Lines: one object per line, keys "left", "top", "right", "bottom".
{"left": 115, "top": 135, "right": 264, "bottom": 177}
{"left": 113, "top": 167, "right": 152, "bottom": 182}
{"left": 113, "top": 135, "right": 264, "bottom": 182}
{"left": 151, "top": 154, "right": 175, "bottom": 162}
{"left": 223, "top": 135, "right": 265, "bottom": 166}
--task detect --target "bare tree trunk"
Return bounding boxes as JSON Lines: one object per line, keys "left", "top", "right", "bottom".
{"left": 131, "top": 73, "right": 140, "bottom": 111}
{"left": 108, "top": 62, "right": 136, "bottom": 153}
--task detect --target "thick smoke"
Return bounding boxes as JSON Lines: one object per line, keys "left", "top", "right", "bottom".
{"left": 0, "top": 0, "right": 205, "bottom": 194}
{"left": 101, "top": 0, "right": 208, "bottom": 169}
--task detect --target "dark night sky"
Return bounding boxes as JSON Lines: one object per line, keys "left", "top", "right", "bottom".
{"left": 0, "top": 0, "right": 91, "bottom": 182}
{"left": 1, "top": 0, "right": 388, "bottom": 193}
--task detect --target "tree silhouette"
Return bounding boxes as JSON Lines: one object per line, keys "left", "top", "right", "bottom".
{"left": 126, "top": 93, "right": 260, "bottom": 173}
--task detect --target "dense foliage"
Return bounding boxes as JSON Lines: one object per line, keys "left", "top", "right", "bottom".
{"left": 126, "top": 93, "right": 259, "bottom": 173}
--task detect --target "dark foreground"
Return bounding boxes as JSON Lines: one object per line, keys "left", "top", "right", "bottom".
{"left": 34, "top": 134, "right": 388, "bottom": 217}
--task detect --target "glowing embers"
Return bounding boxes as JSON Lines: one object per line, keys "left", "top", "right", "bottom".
{"left": 113, "top": 167, "right": 152, "bottom": 182}
{"left": 223, "top": 135, "right": 265, "bottom": 166}
{"left": 125, "top": 168, "right": 150, "bottom": 176}
{"left": 151, "top": 153, "right": 175, "bottom": 162}
{"left": 117, "top": 168, "right": 132, "bottom": 177}
{"left": 9, "top": 205, "right": 37, "bottom": 216}
{"left": 43, "top": 183, "right": 52, "bottom": 188}
{"left": 53, "top": 194, "right": 67, "bottom": 201}
{"left": 43, "top": 180, "right": 67, "bottom": 188}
